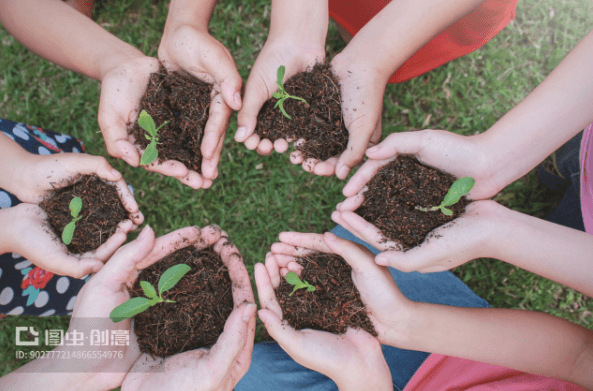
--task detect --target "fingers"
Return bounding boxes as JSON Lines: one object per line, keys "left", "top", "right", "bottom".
{"left": 256, "top": 139, "right": 274, "bottom": 156}
{"left": 213, "top": 236, "right": 254, "bottom": 306}
{"left": 313, "top": 157, "right": 338, "bottom": 177}
{"left": 112, "top": 181, "right": 143, "bottom": 225}
{"left": 198, "top": 40, "right": 242, "bottom": 112}
{"left": 143, "top": 158, "right": 189, "bottom": 178}
{"left": 95, "top": 226, "right": 156, "bottom": 290}
{"left": 277, "top": 232, "right": 333, "bottom": 253}
{"left": 52, "top": 256, "right": 104, "bottom": 280}
{"left": 243, "top": 134, "right": 260, "bottom": 150}
{"left": 85, "top": 220, "right": 135, "bottom": 262}
{"left": 134, "top": 226, "right": 203, "bottom": 270}
{"left": 342, "top": 158, "right": 393, "bottom": 197}
{"left": 337, "top": 191, "right": 366, "bottom": 212}
{"left": 207, "top": 302, "right": 257, "bottom": 377}
{"left": 274, "top": 139, "right": 289, "bottom": 153}
{"left": 254, "top": 263, "right": 283, "bottom": 319}
{"left": 263, "top": 254, "right": 282, "bottom": 288}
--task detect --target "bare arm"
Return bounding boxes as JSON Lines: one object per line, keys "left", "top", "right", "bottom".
{"left": 0, "top": 0, "right": 144, "bottom": 81}
{"left": 396, "top": 303, "right": 593, "bottom": 389}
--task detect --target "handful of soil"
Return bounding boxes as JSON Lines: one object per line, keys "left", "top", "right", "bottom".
{"left": 129, "top": 66, "right": 212, "bottom": 173}
{"left": 254, "top": 63, "right": 348, "bottom": 162}
{"left": 39, "top": 174, "right": 129, "bottom": 254}
{"left": 276, "top": 251, "right": 376, "bottom": 336}
{"left": 355, "top": 155, "right": 468, "bottom": 250}
{"left": 132, "top": 246, "right": 233, "bottom": 358}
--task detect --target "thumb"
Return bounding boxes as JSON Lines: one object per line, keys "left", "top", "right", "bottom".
{"left": 96, "top": 225, "right": 155, "bottom": 289}
{"left": 258, "top": 308, "right": 303, "bottom": 350}
{"left": 199, "top": 43, "right": 242, "bottom": 111}
{"left": 236, "top": 75, "right": 271, "bottom": 143}
{"left": 53, "top": 257, "right": 104, "bottom": 280}
{"left": 207, "top": 303, "right": 257, "bottom": 373}
{"left": 97, "top": 107, "right": 140, "bottom": 167}
{"left": 336, "top": 115, "right": 380, "bottom": 180}
{"left": 365, "top": 131, "right": 424, "bottom": 160}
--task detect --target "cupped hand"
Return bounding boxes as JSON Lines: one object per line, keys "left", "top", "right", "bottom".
{"left": 258, "top": 234, "right": 395, "bottom": 390}
{"left": 340, "top": 129, "right": 499, "bottom": 202}
{"left": 63, "top": 225, "right": 156, "bottom": 390}
{"left": 332, "top": 201, "right": 503, "bottom": 273}
{"left": 235, "top": 4, "right": 327, "bottom": 157}
{"left": 6, "top": 203, "right": 136, "bottom": 278}
{"left": 122, "top": 227, "right": 256, "bottom": 391}
{"left": 289, "top": 54, "right": 384, "bottom": 178}
{"left": 158, "top": 24, "right": 242, "bottom": 186}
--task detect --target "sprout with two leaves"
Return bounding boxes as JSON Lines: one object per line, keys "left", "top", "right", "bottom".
{"left": 62, "top": 196, "right": 83, "bottom": 245}
{"left": 416, "top": 177, "right": 475, "bottom": 216}
{"left": 138, "top": 110, "right": 170, "bottom": 165}
{"left": 110, "top": 264, "right": 191, "bottom": 323}
{"left": 285, "top": 271, "right": 316, "bottom": 296}
{"left": 273, "top": 66, "right": 308, "bottom": 120}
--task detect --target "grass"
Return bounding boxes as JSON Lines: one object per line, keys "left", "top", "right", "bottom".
{"left": 1, "top": 0, "right": 592, "bottom": 380}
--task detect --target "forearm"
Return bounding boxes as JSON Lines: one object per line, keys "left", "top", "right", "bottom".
{"left": 339, "top": 0, "right": 487, "bottom": 81}
{"left": 401, "top": 304, "right": 593, "bottom": 389}
{"left": 489, "top": 205, "right": 593, "bottom": 296}
{"left": 0, "top": 0, "right": 144, "bottom": 81}
{"left": 164, "top": 0, "right": 218, "bottom": 31}
{"left": 480, "top": 28, "right": 593, "bottom": 188}
{"left": 269, "top": 0, "right": 328, "bottom": 45}
{"left": 0, "top": 347, "right": 103, "bottom": 391}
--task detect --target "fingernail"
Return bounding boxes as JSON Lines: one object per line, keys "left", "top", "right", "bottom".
{"left": 111, "top": 168, "right": 121, "bottom": 178}
{"left": 92, "top": 264, "right": 102, "bottom": 273}
{"left": 375, "top": 256, "right": 388, "bottom": 266}
{"left": 243, "top": 303, "right": 257, "bottom": 322}
{"left": 257, "top": 309, "right": 269, "bottom": 324}
{"left": 236, "top": 127, "right": 247, "bottom": 141}
{"left": 234, "top": 92, "right": 242, "bottom": 107}
{"left": 338, "top": 166, "right": 349, "bottom": 179}
{"left": 138, "top": 225, "right": 151, "bottom": 240}
{"left": 336, "top": 202, "right": 343, "bottom": 210}
{"left": 367, "top": 146, "right": 379, "bottom": 154}
{"left": 265, "top": 252, "right": 271, "bottom": 258}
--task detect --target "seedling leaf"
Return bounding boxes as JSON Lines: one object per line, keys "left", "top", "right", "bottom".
{"left": 158, "top": 264, "right": 191, "bottom": 295}
{"left": 441, "top": 207, "right": 453, "bottom": 216}
{"left": 441, "top": 177, "right": 475, "bottom": 207}
{"left": 140, "top": 281, "right": 158, "bottom": 300}
{"left": 285, "top": 271, "right": 301, "bottom": 285}
{"left": 141, "top": 143, "right": 158, "bottom": 165}
{"left": 62, "top": 221, "right": 77, "bottom": 245}
{"left": 69, "top": 197, "right": 82, "bottom": 217}
{"left": 277, "top": 65, "right": 285, "bottom": 87}
{"left": 307, "top": 285, "right": 316, "bottom": 292}
{"left": 110, "top": 297, "right": 153, "bottom": 323}
{"left": 272, "top": 92, "right": 282, "bottom": 99}
{"left": 138, "top": 110, "right": 157, "bottom": 137}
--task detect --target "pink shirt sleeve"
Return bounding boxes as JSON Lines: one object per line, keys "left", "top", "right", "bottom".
{"left": 580, "top": 123, "right": 593, "bottom": 234}
{"left": 403, "top": 354, "right": 585, "bottom": 391}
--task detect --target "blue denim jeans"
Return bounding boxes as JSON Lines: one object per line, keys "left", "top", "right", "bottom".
{"left": 236, "top": 226, "right": 490, "bottom": 391}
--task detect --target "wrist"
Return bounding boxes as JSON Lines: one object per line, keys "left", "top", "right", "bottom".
{"left": 332, "top": 351, "right": 392, "bottom": 391}
{"left": 0, "top": 207, "right": 16, "bottom": 254}
{"left": 98, "top": 50, "right": 147, "bottom": 82}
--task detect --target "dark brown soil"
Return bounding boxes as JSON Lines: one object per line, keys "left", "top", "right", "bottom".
{"left": 130, "top": 66, "right": 211, "bottom": 173}
{"left": 254, "top": 63, "right": 348, "bottom": 161}
{"left": 132, "top": 246, "right": 233, "bottom": 358}
{"left": 276, "top": 252, "right": 377, "bottom": 336}
{"left": 39, "top": 175, "right": 128, "bottom": 254}
{"left": 356, "top": 155, "right": 468, "bottom": 250}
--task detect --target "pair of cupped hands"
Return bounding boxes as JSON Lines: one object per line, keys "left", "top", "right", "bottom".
{"left": 99, "top": 13, "right": 385, "bottom": 189}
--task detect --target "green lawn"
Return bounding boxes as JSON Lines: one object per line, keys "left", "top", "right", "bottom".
{"left": 1, "top": 0, "right": 592, "bottom": 379}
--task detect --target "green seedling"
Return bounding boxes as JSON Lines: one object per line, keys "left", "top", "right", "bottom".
{"left": 416, "top": 177, "right": 475, "bottom": 216}
{"left": 138, "top": 109, "right": 170, "bottom": 165}
{"left": 285, "top": 271, "right": 316, "bottom": 296}
{"left": 273, "top": 65, "right": 308, "bottom": 120}
{"left": 109, "top": 264, "right": 191, "bottom": 323}
{"left": 62, "top": 197, "right": 83, "bottom": 245}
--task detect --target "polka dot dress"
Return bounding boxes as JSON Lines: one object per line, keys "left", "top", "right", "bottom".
{"left": 0, "top": 118, "right": 88, "bottom": 316}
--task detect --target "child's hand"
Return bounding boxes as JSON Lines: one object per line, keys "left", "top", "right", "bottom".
{"left": 2, "top": 203, "right": 135, "bottom": 278}
{"left": 121, "top": 226, "right": 256, "bottom": 391}
{"left": 332, "top": 201, "right": 504, "bottom": 273}
{"left": 158, "top": 25, "right": 242, "bottom": 186}
{"left": 17, "top": 153, "right": 142, "bottom": 222}
{"left": 341, "top": 130, "right": 500, "bottom": 202}
{"left": 235, "top": 1, "right": 327, "bottom": 157}
{"left": 259, "top": 233, "right": 400, "bottom": 390}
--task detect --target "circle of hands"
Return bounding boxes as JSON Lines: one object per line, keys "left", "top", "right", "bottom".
{"left": 20, "top": 6, "right": 536, "bottom": 391}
